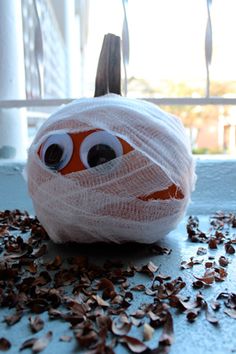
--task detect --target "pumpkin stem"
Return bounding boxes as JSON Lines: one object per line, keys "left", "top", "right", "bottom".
{"left": 94, "top": 33, "right": 121, "bottom": 97}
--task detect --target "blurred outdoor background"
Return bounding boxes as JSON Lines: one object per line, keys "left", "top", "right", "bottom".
{"left": 1, "top": 0, "right": 236, "bottom": 158}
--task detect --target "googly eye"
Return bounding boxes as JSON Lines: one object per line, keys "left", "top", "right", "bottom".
{"left": 80, "top": 131, "right": 123, "bottom": 169}
{"left": 40, "top": 133, "right": 73, "bottom": 171}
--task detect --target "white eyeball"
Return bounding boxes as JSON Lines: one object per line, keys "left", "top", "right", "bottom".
{"left": 40, "top": 133, "right": 73, "bottom": 171}
{"left": 80, "top": 131, "right": 123, "bottom": 169}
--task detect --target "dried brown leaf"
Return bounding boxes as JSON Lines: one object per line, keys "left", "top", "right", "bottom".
{"left": 140, "top": 261, "right": 159, "bottom": 278}
{"left": 32, "top": 331, "right": 53, "bottom": 353}
{"left": 159, "top": 311, "right": 174, "bottom": 346}
{"left": 225, "top": 242, "right": 235, "bottom": 254}
{"left": 224, "top": 308, "right": 236, "bottom": 319}
{"left": 214, "top": 267, "right": 228, "bottom": 281}
{"left": 180, "top": 257, "right": 202, "bottom": 270}
{"left": 120, "top": 280, "right": 130, "bottom": 290}
{"left": 4, "top": 311, "right": 22, "bottom": 326}
{"left": 218, "top": 256, "right": 229, "bottom": 267}
{"left": 210, "top": 300, "right": 221, "bottom": 311}
{"left": 111, "top": 295, "right": 123, "bottom": 305}
{"left": 48, "top": 308, "right": 64, "bottom": 319}
{"left": 75, "top": 330, "right": 98, "bottom": 347}
{"left": 193, "top": 273, "right": 215, "bottom": 285}
{"left": 98, "top": 278, "right": 114, "bottom": 292}
{"left": 0, "top": 226, "right": 9, "bottom": 237}
{"left": 46, "top": 255, "right": 62, "bottom": 270}
{"left": 27, "top": 298, "right": 49, "bottom": 314}
{"left": 67, "top": 300, "right": 89, "bottom": 316}
{"left": 32, "top": 271, "right": 51, "bottom": 286}
{"left": 29, "top": 316, "right": 44, "bottom": 333}
{"left": 97, "top": 278, "right": 116, "bottom": 299}
{"left": 147, "top": 261, "right": 159, "bottom": 273}
{"left": 92, "top": 295, "right": 110, "bottom": 307}
{"left": 59, "top": 335, "right": 72, "bottom": 342}
{"left": 0, "top": 338, "right": 11, "bottom": 351}
{"left": 20, "top": 338, "right": 37, "bottom": 351}
{"left": 208, "top": 238, "right": 218, "bottom": 249}
{"left": 205, "top": 261, "right": 214, "bottom": 268}
{"left": 131, "top": 317, "right": 143, "bottom": 327}
{"left": 169, "top": 295, "right": 194, "bottom": 311}
{"left": 145, "top": 288, "right": 156, "bottom": 296}
{"left": 196, "top": 247, "right": 207, "bottom": 255}
{"left": 131, "top": 310, "right": 146, "bottom": 319}
{"left": 147, "top": 311, "right": 162, "bottom": 322}
{"left": 111, "top": 316, "right": 132, "bottom": 336}
{"left": 120, "top": 335, "right": 148, "bottom": 353}
{"left": 205, "top": 305, "right": 219, "bottom": 325}
{"left": 96, "top": 315, "right": 112, "bottom": 337}
{"left": 186, "top": 309, "right": 200, "bottom": 322}
{"left": 192, "top": 280, "right": 204, "bottom": 289}
{"left": 143, "top": 323, "right": 154, "bottom": 341}
{"left": 131, "top": 284, "right": 146, "bottom": 292}
{"left": 26, "top": 262, "right": 38, "bottom": 274}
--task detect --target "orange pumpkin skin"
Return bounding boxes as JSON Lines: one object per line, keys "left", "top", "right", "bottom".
{"left": 61, "top": 130, "right": 133, "bottom": 174}
{"left": 38, "top": 129, "right": 184, "bottom": 201}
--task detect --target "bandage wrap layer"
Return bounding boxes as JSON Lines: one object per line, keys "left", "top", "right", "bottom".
{"left": 27, "top": 94, "right": 196, "bottom": 243}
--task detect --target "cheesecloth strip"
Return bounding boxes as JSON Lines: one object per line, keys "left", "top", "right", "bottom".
{"left": 27, "top": 94, "right": 196, "bottom": 243}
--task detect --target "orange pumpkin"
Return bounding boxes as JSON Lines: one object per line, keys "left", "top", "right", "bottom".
{"left": 26, "top": 34, "right": 194, "bottom": 244}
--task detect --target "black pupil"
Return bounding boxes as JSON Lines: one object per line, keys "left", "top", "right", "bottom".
{"left": 87, "top": 144, "right": 116, "bottom": 168}
{"left": 44, "top": 144, "right": 63, "bottom": 169}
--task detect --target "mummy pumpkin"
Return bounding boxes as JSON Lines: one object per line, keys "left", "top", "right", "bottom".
{"left": 26, "top": 93, "right": 195, "bottom": 243}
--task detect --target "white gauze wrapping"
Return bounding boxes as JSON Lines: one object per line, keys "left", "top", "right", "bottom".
{"left": 26, "top": 94, "right": 196, "bottom": 244}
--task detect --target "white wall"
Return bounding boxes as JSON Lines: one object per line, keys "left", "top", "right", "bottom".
{"left": 0, "top": 0, "right": 28, "bottom": 160}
